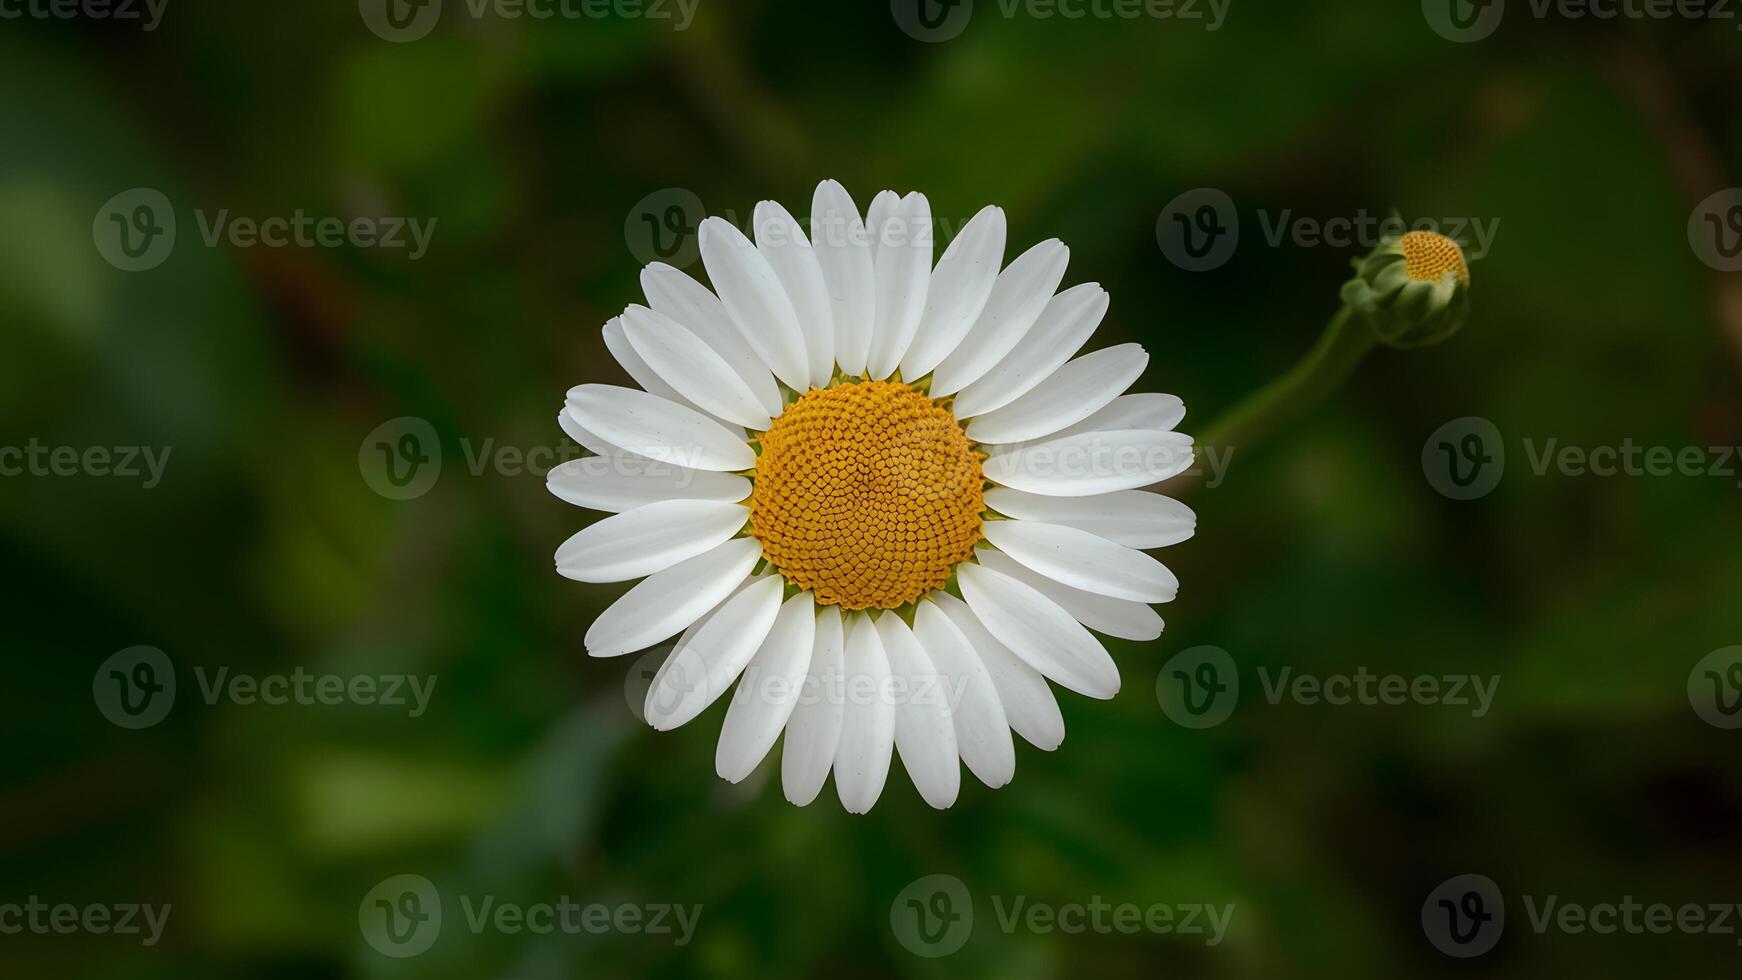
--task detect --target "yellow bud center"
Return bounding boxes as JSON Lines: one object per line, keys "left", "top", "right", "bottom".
{"left": 1400, "top": 231, "right": 1470, "bottom": 284}
{"left": 749, "top": 380, "right": 984, "bottom": 610}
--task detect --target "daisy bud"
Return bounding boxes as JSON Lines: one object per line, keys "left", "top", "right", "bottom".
{"left": 1340, "top": 229, "right": 1471, "bottom": 349}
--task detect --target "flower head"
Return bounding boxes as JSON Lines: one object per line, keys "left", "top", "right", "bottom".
{"left": 552, "top": 180, "right": 1196, "bottom": 812}
{"left": 1341, "top": 229, "right": 1471, "bottom": 349}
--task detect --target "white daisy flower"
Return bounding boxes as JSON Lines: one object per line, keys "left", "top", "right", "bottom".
{"left": 552, "top": 180, "right": 1196, "bottom": 813}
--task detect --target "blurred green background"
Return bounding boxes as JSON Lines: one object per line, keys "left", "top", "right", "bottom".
{"left": 4, "top": 0, "right": 1742, "bottom": 976}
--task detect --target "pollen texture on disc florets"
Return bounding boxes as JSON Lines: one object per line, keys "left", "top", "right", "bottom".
{"left": 749, "top": 380, "right": 984, "bottom": 610}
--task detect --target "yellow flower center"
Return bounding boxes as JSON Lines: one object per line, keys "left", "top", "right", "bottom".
{"left": 749, "top": 380, "right": 984, "bottom": 610}
{"left": 1400, "top": 230, "right": 1470, "bottom": 284}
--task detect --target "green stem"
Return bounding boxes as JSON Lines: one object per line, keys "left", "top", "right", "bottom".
{"left": 1197, "top": 306, "right": 1376, "bottom": 460}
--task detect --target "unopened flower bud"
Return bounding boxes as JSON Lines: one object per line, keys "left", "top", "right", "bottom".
{"left": 1341, "top": 230, "right": 1471, "bottom": 349}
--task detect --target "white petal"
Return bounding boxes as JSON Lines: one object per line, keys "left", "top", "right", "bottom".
{"left": 810, "top": 180, "right": 876, "bottom": 376}
{"left": 753, "top": 201, "right": 834, "bottom": 389}
{"left": 566, "top": 384, "right": 755, "bottom": 472}
{"left": 931, "top": 592, "right": 1064, "bottom": 751}
{"left": 699, "top": 217, "right": 810, "bottom": 391}
{"left": 781, "top": 605, "right": 845, "bottom": 806}
{"left": 1048, "top": 392, "right": 1187, "bottom": 441}
{"left": 645, "top": 574, "right": 784, "bottom": 731}
{"left": 584, "top": 538, "right": 762, "bottom": 657}
{"left": 900, "top": 206, "right": 1006, "bottom": 382}
{"left": 640, "top": 263, "right": 783, "bottom": 417}
{"left": 833, "top": 613, "right": 896, "bottom": 814}
{"left": 965, "top": 344, "right": 1147, "bottom": 444}
{"left": 559, "top": 409, "right": 617, "bottom": 457}
{"left": 953, "top": 283, "right": 1108, "bottom": 418}
{"left": 876, "top": 613, "right": 960, "bottom": 809}
{"left": 716, "top": 592, "right": 817, "bottom": 783}
{"left": 956, "top": 563, "right": 1120, "bottom": 699}
{"left": 864, "top": 189, "right": 899, "bottom": 244}
{"left": 622, "top": 305, "right": 774, "bottom": 429}
{"left": 975, "top": 547, "right": 1163, "bottom": 642}
{"left": 914, "top": 600, "right": 1015, "bottom": 788}
{"left": 982, "top": 519, "right": 1177, "bottom": 603}
{"left": 667, "top": 575, "right": 750, "bottom": 653}
{"left": 547, "top": 456, "right": 750, "bottom": 514}
{"left": 929, "top": 239, "right": 1069, "bottom": 396}
{"left": 555, "top": 500, "right": 747, "bottom": 583}
{"left": 866, "top": 192, "right": 932, "bottom": 380}
{"left": 983, "top": 487, "right": 1195, "bottom": 548}
{"left": 601, "top": 316, "right": 705, "bottom": 420}
{"left": 982, "top": 429, "right": 1195, "bottom": 496}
